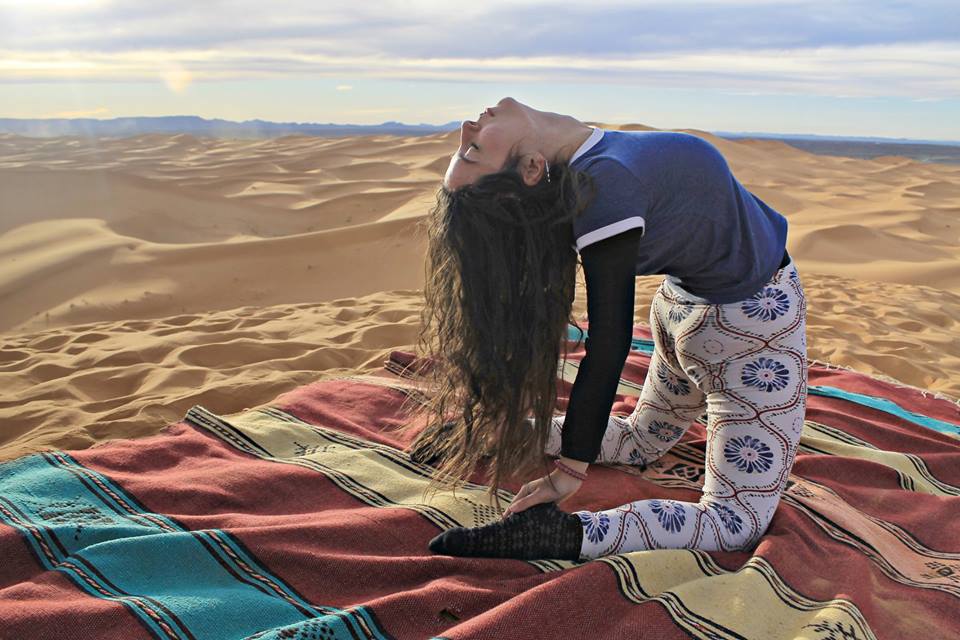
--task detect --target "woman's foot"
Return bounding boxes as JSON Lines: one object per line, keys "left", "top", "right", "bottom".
{"left": 427, "top": 501, "right": 583, "bottom": 561}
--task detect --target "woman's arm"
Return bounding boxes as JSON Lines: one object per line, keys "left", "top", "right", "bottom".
{"left": 559, "top": 226, "right": 644, "bottom": 469}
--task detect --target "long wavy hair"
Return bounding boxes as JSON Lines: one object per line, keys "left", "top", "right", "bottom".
{"left": 386, "top": 145, "right": 598, "bottom": 513}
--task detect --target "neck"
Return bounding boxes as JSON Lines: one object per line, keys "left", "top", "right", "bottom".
{"left": 536, "top": 112, "right": 594, "bottom": 164}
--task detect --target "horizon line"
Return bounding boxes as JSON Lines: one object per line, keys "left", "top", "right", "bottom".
{"left": 0, "top": 114, "right": 957, "bottom": 146}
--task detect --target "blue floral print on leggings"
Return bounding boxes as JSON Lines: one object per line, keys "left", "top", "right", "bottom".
{"left": 742, "top": 286, "right": 790, "bottom": 321}
{"left": 724, "top": 435, "right": 775, "bottom": 473}
{"left": 578, "top": 512, "right": 611, "bottom": 544}
{"left": 742, "top": 356, "right": 791, "bottom": 392}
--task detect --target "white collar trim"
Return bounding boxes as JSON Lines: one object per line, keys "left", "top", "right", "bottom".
{"left": 569, "top": 127, "right": 604, "bottom": 165}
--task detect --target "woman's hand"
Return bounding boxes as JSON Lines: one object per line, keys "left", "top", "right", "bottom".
{"left": 501, "top": 468, "right": 583, "bottom": 519}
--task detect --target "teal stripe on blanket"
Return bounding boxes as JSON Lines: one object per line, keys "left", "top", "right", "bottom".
{"left": 0, "top": 452, "right": 390, "bottom": 640}
{"left": 567, "top": 324, "right": 960, "bottom": 438}
{"left": 805, "top": 385, "right": 960, "bottom": 438}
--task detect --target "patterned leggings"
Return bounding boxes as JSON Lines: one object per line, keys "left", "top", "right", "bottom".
{"left": 545, "top": 259, "right": 808, "bottom": 559}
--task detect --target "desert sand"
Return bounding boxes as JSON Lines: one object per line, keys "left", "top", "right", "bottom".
{"left": 1, "top": 124, "right": 958, "bottom": 462}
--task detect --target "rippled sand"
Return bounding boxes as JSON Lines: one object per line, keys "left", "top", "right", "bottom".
{"left": 1, "top": 125, "right": 958, "bottom": 460}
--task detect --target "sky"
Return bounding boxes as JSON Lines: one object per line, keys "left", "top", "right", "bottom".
{"left": 1, "top": 0, "right": 958, "bottom": 140}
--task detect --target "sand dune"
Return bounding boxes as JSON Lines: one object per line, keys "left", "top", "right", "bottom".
{"left": 1, "top": 124, "right": 958, "bottom": 461}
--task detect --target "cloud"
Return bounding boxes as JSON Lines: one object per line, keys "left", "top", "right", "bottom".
{"left": 0, "top": 0, "right": 957, "bottom": 98}
{"left": 3, "top": 0, "right": 957, "bottom": 55}
{"left": 336, "top": 84, "right": 353, "bottom": 91}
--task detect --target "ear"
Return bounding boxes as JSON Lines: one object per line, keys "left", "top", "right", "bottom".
{"left": 519, "top": 153, "right": 547, "bottom": 187}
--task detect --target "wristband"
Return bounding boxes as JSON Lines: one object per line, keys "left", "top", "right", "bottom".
{"left": 553, "top": 458, "right": 588, "bottom": 481}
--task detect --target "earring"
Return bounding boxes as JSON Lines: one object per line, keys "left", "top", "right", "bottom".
{"left": 545, "top": 160, "right": 551, "bottom": 183}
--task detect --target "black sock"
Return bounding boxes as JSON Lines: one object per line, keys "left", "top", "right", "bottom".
{"left": 428, "top": 501, "right": 584, "bottom": 561}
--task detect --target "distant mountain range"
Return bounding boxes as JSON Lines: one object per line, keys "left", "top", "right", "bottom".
{"left": 1, "top": 115, "right": 957, "bottom": 144}
{"left": 1, "top": 115, "right": 957, "bottom": 163}
{"left": 0, "top": 116, "right": 463, "bottom": 138}
{"left": 712, "top": 130, "right": 960, "bottom": 146}
{"left": 714, "top": 132, "right": 960, "bottom": 164}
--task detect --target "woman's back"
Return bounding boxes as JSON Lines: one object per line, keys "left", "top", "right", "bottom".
{"left": 571, "top": 129, "right": 789, "bottom": 304}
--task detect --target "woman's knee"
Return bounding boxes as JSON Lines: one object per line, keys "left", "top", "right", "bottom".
{"left": 700, "top": 497, "right": 776, "bottom": 551}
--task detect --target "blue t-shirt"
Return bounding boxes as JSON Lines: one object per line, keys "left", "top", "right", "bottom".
{"left": 569, "top": 127, "right": 789, "bottom": 304}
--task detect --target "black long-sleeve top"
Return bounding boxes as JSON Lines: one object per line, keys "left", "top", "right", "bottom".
{"left": 560, "top": 226, "right": 644, "bottom": 463}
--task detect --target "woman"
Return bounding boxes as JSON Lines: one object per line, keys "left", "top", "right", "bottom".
{"left": 398, "top": 97, "right": 807, "bottom": 562}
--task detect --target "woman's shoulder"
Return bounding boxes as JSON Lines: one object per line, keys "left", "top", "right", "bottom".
{"left": 588, "top": 130, "right": 730, "bottom": 182}
{"left": 573, "top": 128, "right": 715, "bottom": 170}
{"left": 599, "top": 129, "right": 724, "bottom": 157}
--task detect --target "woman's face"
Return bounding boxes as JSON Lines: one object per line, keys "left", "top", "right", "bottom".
{"left": 443, "top": 96, "right": 535, "bottom": 191}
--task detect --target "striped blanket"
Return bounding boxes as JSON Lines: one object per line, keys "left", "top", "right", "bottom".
{"left": 1, "top": 323, "right": 958, "bottom": 639}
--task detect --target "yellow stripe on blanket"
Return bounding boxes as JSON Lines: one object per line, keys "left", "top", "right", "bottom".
{"left": 797, "top": 420, "right": 960, "bottom": 497}
{"left": 606, "top": 552, "right": 876, "bottom": 640}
